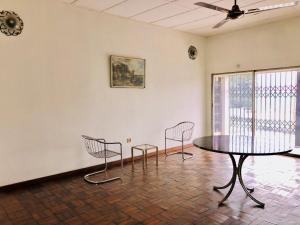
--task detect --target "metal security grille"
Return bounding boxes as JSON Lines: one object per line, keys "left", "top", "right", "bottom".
{"left": 212, "top": 68, "right": 300, "bottom": 150}
{"left": 228, "top": 74, "right": 253, "bottom": 136}
{"left": 255, "top": 70, "right": 297, "bottom": 146}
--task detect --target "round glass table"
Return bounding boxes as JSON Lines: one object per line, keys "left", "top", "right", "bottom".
{"left": 193, "top": 135, "right": 293, "bottom": 208}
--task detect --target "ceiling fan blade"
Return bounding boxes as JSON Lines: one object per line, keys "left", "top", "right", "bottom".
{"left": 245, "top": 1, "right": 299, "bottom": 14}
{"left": 213, "top": 18, "right": 230, "bottom": 29}
{"left": 194, "top": 2, "right": 230, "bottom": 13}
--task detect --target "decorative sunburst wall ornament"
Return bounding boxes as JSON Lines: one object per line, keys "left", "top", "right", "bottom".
{"left": 188, "top": 45, "right": 198, "bottom": 60}
{"left": 0, "top": 11, "right": 24, "bottom": 36}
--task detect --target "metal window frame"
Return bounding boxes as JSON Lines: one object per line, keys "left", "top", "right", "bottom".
{"left": 211, "top": 65, "right": 300, "bottom": 157}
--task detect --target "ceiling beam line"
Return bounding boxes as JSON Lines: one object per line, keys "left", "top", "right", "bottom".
{"left": 127, "top": 0, "right": 177, "bottom": 19}
{"left": 149, "top": 0, "right": 223, "bottom": 25}
{"left": 100, "top": 0, "right": 129, "bottom": 12}
{"left": 150, "top": 8, "right": 198, "bottom": 24}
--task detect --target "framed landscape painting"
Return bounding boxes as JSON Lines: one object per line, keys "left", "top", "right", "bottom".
{"left": 110, "top": 55, "right": 145, "bottom": 88}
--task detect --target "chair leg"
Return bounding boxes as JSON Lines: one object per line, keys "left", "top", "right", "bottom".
{"left": 145, "top": 150, "right": 148, "bottom": 165}
{"left": 143, "top": 151, "right": 145, "bottom": 170}
{"left": 131, "top": 147, "right": 134, "bottom": 168}
{"left": 181, "top": 140, "right": 193, "bottom": 160}
{"left": 165, "top": 137, "right": 168, "bottom": 157}
{"left": 121, "top": 152, "right": 123, "bottom": 169}
{"left": 166, "top": 140, "right": 193, "bottom": 160}
{"left": 156, "top": 146, "right": 158, "bottom": 166}
{"left": 84, "top": 163, "right": 121, "bottom": 184}
{"left": 182, "top": 140, "right": 184, "bottom": 160}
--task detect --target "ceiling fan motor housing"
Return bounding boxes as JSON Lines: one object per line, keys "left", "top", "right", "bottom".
{"left": 228, "top": 4, "right": 244, "bottom": 19}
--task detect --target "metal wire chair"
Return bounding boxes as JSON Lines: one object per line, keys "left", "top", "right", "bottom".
{"left": 82, "top": 135, "right": 123, "bottom": 184}
{"left": 165, "top": 121, "right": 195, "bottom": 160}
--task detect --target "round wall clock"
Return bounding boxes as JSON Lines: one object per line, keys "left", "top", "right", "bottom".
{"left": 188, "top": 45, "right": 198, "bottom": 60}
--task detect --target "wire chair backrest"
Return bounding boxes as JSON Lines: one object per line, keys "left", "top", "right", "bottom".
{"left": 82, "top": 135, "right": 105, "bottom": 158}
{"left": 169, "top": 121, "right": 195, "bottom": 141}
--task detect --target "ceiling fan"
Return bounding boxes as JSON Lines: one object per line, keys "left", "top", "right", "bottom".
{"left": 194, "top": 0, "right": 299, "bottom": 28}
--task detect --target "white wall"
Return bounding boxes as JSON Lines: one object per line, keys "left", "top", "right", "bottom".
{"left": 0, "top": 0, "right": 206, "bottom": 186}
{"left": 206, "top": 17, "right": 300, "bottom": 133}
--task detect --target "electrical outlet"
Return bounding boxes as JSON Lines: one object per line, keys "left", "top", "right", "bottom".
{"left": 126, "top": 138, "right": 131, "bottom": 143}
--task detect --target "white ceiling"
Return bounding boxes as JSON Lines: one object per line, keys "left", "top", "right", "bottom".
{"left": 59, "top": 0, "right": 300, "bottom": 36}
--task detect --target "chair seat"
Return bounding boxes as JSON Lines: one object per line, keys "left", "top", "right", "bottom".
{"left": 166, "top": 137, "right": 190, "bottom": 142}
{"left": 89, "top": 150, "right": 120, "bottom": 158}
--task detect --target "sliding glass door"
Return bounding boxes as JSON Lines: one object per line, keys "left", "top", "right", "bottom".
{"left": 212, "top": 67, "right": 300, "bottom": 155}
{"left": 213, "top": 72, "right": 253, "bottom": 136}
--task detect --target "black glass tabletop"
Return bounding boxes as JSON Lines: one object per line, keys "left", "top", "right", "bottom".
{"left": 193, "top": 135, "right": 293, "bottom": 156}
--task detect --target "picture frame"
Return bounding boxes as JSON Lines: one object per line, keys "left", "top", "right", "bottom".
{"left": 110, "top": 55, "right": 145, "bottom": 88}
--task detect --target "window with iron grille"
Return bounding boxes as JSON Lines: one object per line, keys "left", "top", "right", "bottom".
{"left": 212, "top": 67, "right": 300, "bottom": 154}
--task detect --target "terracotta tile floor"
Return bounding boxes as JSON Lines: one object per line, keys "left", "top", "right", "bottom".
{"left": 1, "top": 147, "right": 300, "bottom": 225}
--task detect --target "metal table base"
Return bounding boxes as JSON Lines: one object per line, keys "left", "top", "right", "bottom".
{"left": 214, "top": 154, "right": 264, "bottom": 208}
